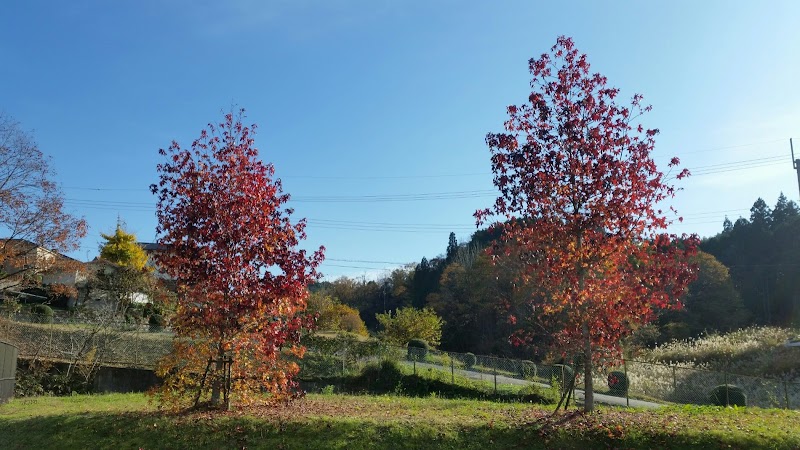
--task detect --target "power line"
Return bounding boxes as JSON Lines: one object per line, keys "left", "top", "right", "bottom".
{"left": 280, "top": 172, "right": 488, "bottom": 180}
{"left": 322, "top": 263, "right": 398, "bottom": 270}
{"left": 688, "top": 154, "right": 786, "bottom": 170}
{"left": 327, "top": 258, "right": 409, "bottom": 265}
{"left": 654, "top": 137, "right": 788, "bottom": 158}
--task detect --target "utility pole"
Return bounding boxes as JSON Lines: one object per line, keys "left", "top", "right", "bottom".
{"left": 792, "top": 139, "right": 800, "bottom": 201}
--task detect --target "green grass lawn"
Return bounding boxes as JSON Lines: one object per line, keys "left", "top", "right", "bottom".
{"left": 1, "top": 393, "right": 798, "bottom": 449}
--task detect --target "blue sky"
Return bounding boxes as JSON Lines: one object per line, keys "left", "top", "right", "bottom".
{"left": 2, "top": 1, "right": 799, "bottom": 280}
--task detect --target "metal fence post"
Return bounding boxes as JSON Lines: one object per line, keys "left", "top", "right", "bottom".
{"left": 724, "top": 370, "right": 729, "bottom": 406}
{"left": 493, "top": 358, "right": 497, "bottom": 395}
{"left": 624, "top": 358, "right": 629, "bottom": 407}
{"left": 672, "top": 365, "right": 677, "bottom": 393}
{"left": 784, "top": 378, "right": 790, "bottom": 410}
{"left": 413, "top": 357, "right": 416, "bottom": 375}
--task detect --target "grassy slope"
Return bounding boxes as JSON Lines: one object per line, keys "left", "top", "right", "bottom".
{"left": 1, "top": 393, "right": 798, "bottom": 450}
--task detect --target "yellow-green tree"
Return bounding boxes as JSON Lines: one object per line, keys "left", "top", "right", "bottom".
{"left": 308, "top": 292, "right": 368, "bottom": 335}
{"left": 99, "top": 225, "right": 148, "bottom": 270}
{"left": 376, "top": 307, "right": 443, "bottom": 347}
{"left": 95, "top": 225, "right": 154, "bottom": 317}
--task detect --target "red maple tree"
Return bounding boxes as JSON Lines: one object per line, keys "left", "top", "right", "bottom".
{"left": 151, "top": 110, "right": 324, "bottom": 410}
{"left": 475, "top": 37, "right": 698, "bottom": 412}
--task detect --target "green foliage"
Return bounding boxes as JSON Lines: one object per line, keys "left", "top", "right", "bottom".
{"left": 99, "top": 225, "right": 149, "bottom": 270}
{"left": 124, "top": 307, "right": 143, "bottom": 324}
{"left": 428, "top": 253, "right": 526, "bottom": 355}
{"left": 298, "top": 334, "right": 392, "bottom": 378}
{"left": 709, "top": 384, "right": 747, "bottom": 407}
{"left": 0, "top": 297, "right": 21, "bottom": 317}
{"left": 148, "top": 314, "right": 165, "bottom": 332}
{"left": 658, "top": 251, "right": 748, "bottom": 340}
{"left": 322, "top": 359, "right": 554, "bottom": 404}
{"left": 462, "top": 352, "right": 476, "bottom": 369}
{"left": 406, "top": 339, "right": 429, "bottom": 361}
{"left": 701, "top": 193, "right": 800, "bottom": 327}
{"left": 607, "top": 370, "right": 629, "bottom": 396}
{"left": 30, "top": 304, "right": 53, "bottom": 323}
{"left": 519, "top": 360, "right": 536, "bottom": 379}
{"left": 375, "top": 307, "right": 442, "bottom": 347}
{"left": 14, "top": 360, "right": 91, "bottom": 397}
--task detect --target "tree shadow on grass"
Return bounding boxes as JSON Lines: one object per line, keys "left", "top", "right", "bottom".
{"left": 0, "top": 408, "right": 795, "bottom": 450}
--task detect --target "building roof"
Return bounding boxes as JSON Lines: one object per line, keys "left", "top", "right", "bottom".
{"left": 138, "top": 242, "right": 166, "bottom": 252}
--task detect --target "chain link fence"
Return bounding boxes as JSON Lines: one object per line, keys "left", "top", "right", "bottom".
{"left": 298, "top": 337, "right": 800, "bottom": 409}
{"left": 0, "top": 313, "right": 173, "bottom": 369}
{"left": 1, "top": 316, "right": 798, "bottom": 409}
{"left": 591, "top": 359, "right": 799, "bottom": 409}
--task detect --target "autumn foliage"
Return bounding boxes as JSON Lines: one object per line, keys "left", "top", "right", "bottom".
{"left": 151, "top": 110, "right": 324, "bottom": 409}
{"left": 475, "top": 37, "right": 698, "bottom": 411}
{"left": 0, "top": 113, "right": 87, "bottom": 293}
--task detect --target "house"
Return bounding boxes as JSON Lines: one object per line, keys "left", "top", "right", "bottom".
{"left": 81, "top": 257, "right": 158, "bottom": 315}
{"left": 0, "top": 238, "right": 88, "bottom": 306}
{"left": 137, "top": 242, "right": 171, "bottom": 281}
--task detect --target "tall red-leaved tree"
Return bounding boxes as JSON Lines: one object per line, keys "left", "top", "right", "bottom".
{"left": 151, "top": 110, "right": 324, "bottom": 409}
{"left": 475, "top": 37, "right": 698, "bottom": 412}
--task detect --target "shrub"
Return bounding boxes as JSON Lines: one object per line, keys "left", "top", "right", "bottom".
{"left": 709, "top": 384, "right": 747, "bottom": 407}
{"left": 31, "top": 304, "right": 54, "bottom": 324}
{"left": 376, "top": 307, "right": 443, "bottom": 347}
{"left": 607, "top": 370, "right": 629, "bottom": 396}
{"left": 519, "top": 360, "right": 536, "bottom": 379}
{"left": 148, "top": 314, "right": 165, "bottom": 332}
{"left": 407, "top": 339, "right": 429, "bottom": 361}
{"left": 125, "top": 308, "right": 143, "bottom": 324}
{"left": 463, "top": 352, "right": 476, "bottom": 369}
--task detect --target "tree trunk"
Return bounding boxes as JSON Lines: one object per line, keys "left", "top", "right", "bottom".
{"left": 210, "top": 346, "right": 224, "bottom": 407}
{"left": 582, "top": 322, "right": 594, "bottom": 412}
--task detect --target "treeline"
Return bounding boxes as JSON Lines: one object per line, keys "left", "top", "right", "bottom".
{"left": 311, "top": 193, "right": 800, "bottom": 356}
{"left": 701, "top": 193, "right": 800, "bottom": 327}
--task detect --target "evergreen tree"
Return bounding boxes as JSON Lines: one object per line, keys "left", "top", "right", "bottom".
{"left": 722, "top": 216, "right": 733, "bottom": 233}
{"left": 411, "top": 257, "right": 438, "bottom": 308}
{"left": 701, "top": 194, "right": 800, "bottom": 327}
{"left": 749, "top": 197, "right": 772, "bottom": 230}
{"left": 446, "top": 232, "right": 458, "bottom": 262}
{"left": 99, "top": 225, "right": 149, "bottom": 270}
{"left": 772, "top": 192, "right": 799, "bottom": 226}
{"left": 95, "top": 225, "right": 155, "bottom": 317}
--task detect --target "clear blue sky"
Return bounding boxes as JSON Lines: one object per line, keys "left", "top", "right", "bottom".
{"left": 2, "top": 1, "right": 799, "bottom": 280}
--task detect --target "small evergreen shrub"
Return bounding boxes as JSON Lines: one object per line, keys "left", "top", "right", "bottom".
{"left": 407, "top": 339, "right": 429, "bottom": 361}
{"left": 148, "top": 314, "right": 165, "bottom": 332}
{"left": 31, "top": 304, "right": 54, "bottom": 324}
{"left": 463, "top": 352, "right": 477, "bottom": 369}
{"left": 607, "top": 371, "right": 629, "bottom": 396}
{"left": 708, "top": 384, "right": 747, "bottom": 406}
{"left": 519, "top": 360, "right": 536, "bottom": 379}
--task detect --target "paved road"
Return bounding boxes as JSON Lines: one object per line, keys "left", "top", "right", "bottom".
{"left": 405, "top": 360, "right": 662, "bottom": 409}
